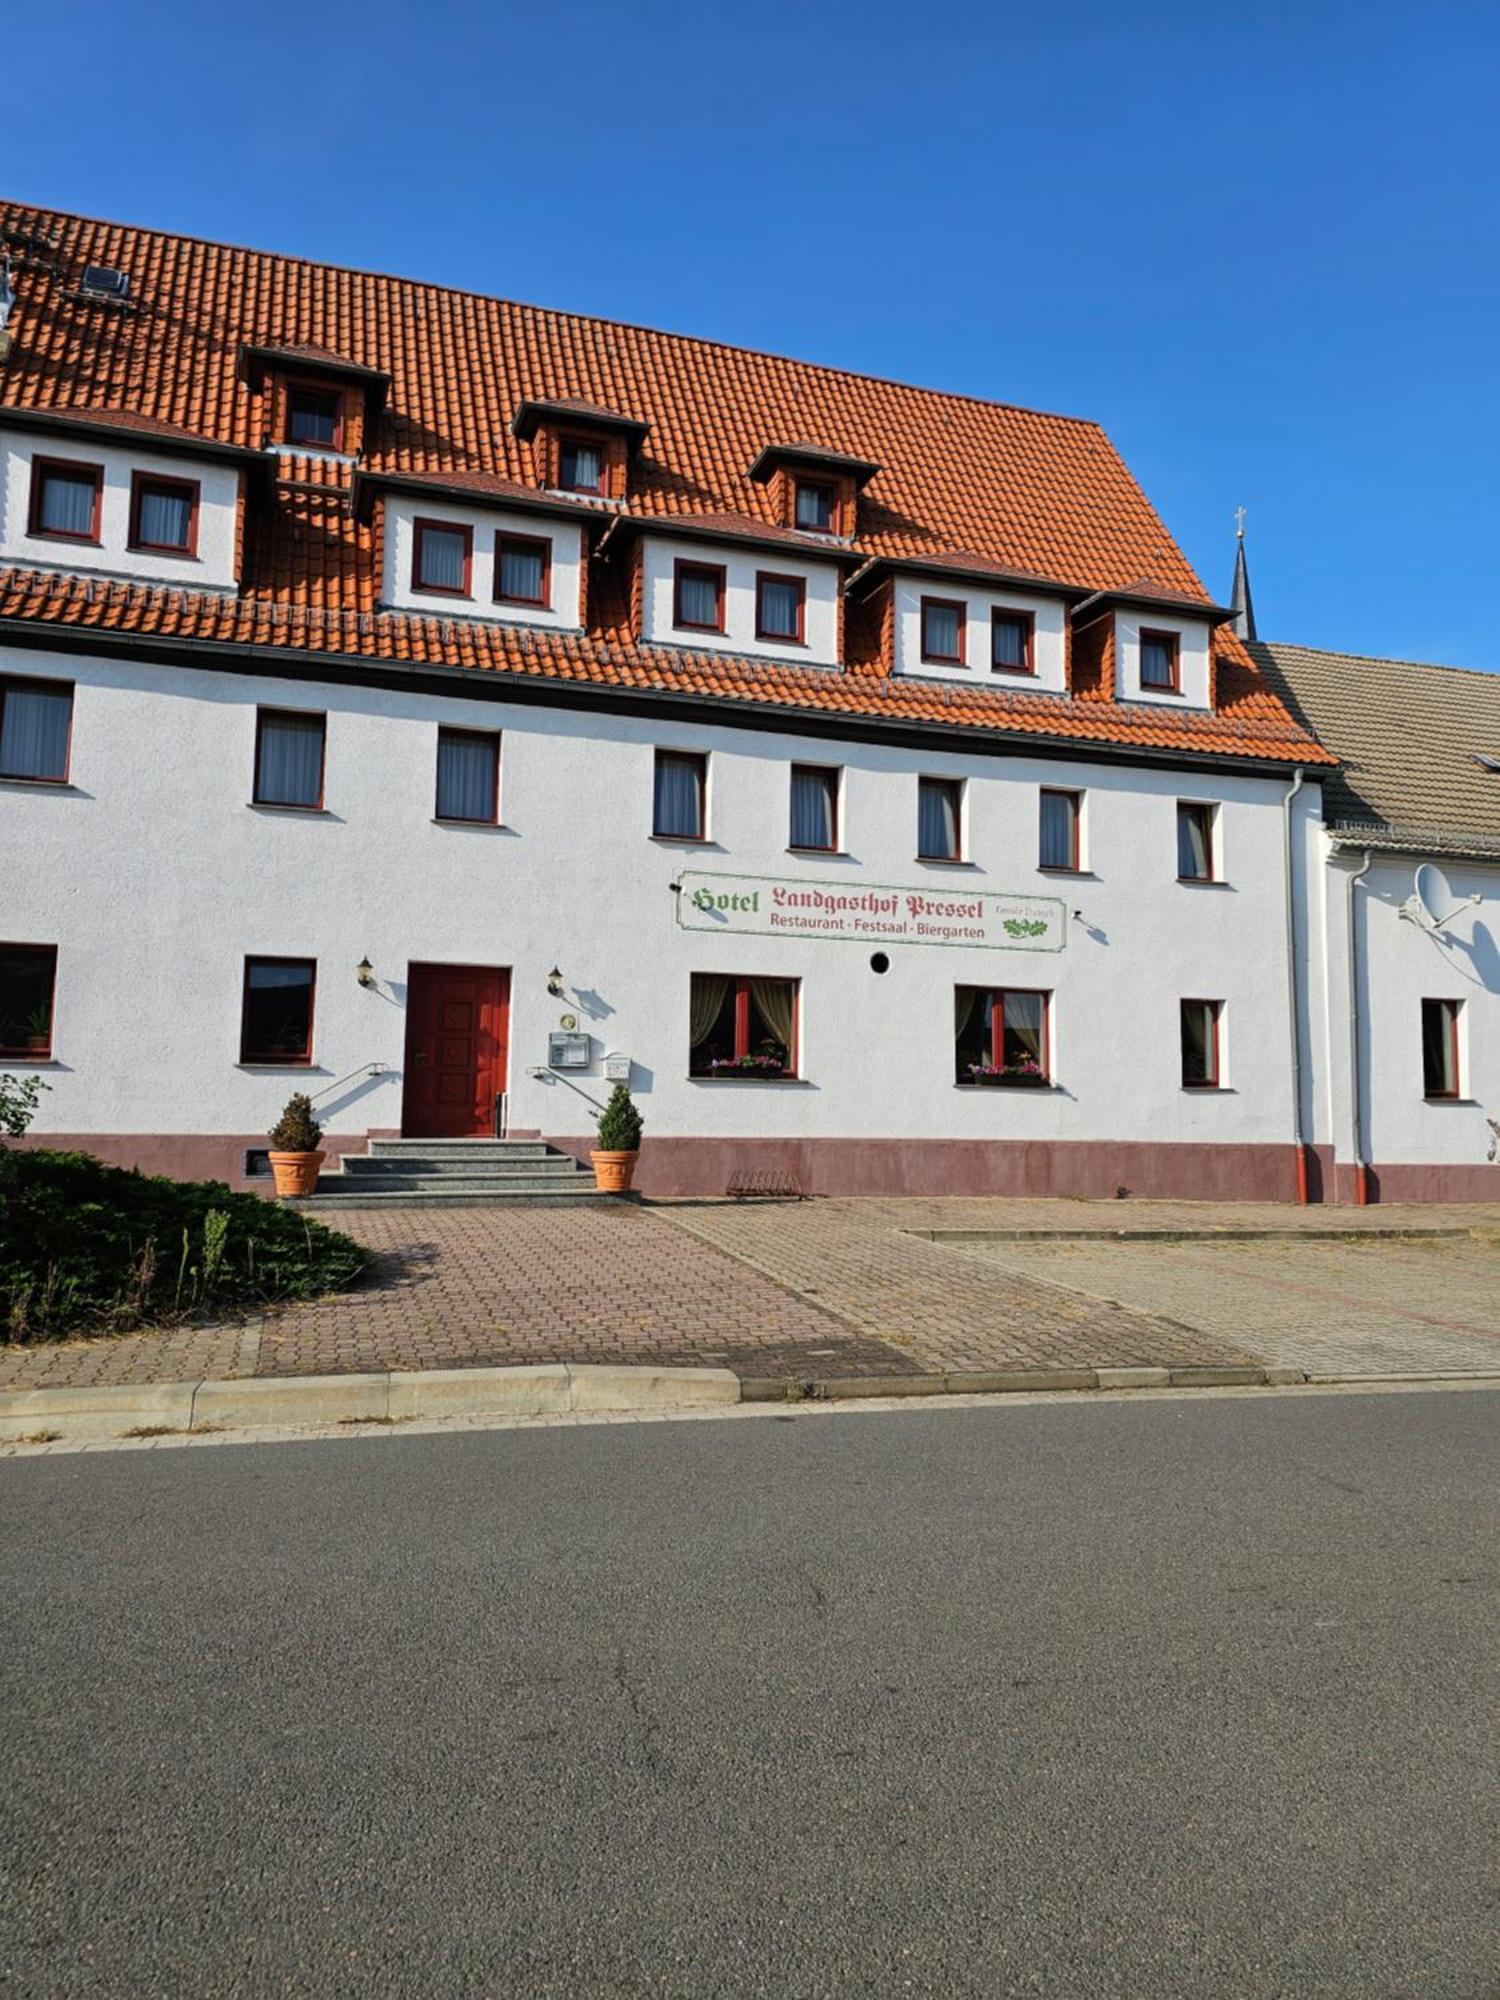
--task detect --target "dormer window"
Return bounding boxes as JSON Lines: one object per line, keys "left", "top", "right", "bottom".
{"left": 495, "top": 533, "right": 550, "bottom": 608}
{"left": 129, "top": 472, "right": 197, "bottom": 556}
{"left": 920, "top": 597, "right": 966, "bottom": 667}
{"left": 412, "top": 519, "right": 472, "bottom": 597}
{"left": 1140, "top": 629, "right": 1181, "bottom": 692}
{"left": 674, "top": 559, "right": 725, "bottom": 633}
{"left": 991, "top": 609, "right": 1035, "bottom": 674}
{"left": 29, "top": 458, "right": 103, "bottom": 543}
{"left": 286, "top": 385, "right": 343, "bottom": 450}
{"left": 756, "top": 573, "right": 806, "bottom": 644}
{"left": 558, "top": 437, "right": 604, "bottom": 494}
{"left": 794, "top": 480, "right": 835, "bottom": 532}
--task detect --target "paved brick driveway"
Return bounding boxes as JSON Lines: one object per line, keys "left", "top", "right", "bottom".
{"left": 2, "top": 1196, "right": 1494, "bottom": 1394}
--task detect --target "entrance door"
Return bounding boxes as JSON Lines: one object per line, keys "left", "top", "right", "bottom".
{"left": 402, "top": 963, "right": 509, "bottom": 1138}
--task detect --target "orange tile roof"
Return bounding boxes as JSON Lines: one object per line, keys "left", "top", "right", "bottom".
{"left": 0, "top": 201, "right": 1333, "bottom": 768}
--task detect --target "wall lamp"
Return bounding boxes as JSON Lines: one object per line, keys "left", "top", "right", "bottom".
{"left": 356, "top": 956, "right": 376, "bottom": 988}
{"left": 547, "top": 966, "right": 566, "bottom": 997}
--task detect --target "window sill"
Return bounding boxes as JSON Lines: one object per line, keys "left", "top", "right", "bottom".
{"left": 955, "top": 1079, "right": 1057, "bottom": 1091}
{"left": 410, "top": 586, "right": 472, "bottom": 602}
{"left": 28, "top": 532, "right": 102, "bottom": 548}
{"left": 236, "top": 1061, "right": 326, "bottom": 1073}
{"left": 433, "top": 817, "right": 511, "bottom": 832}
{"left": 1176, "top": 877, "right": 1231, "bottom": 889}
{"left": 1423, "top": 1095, "right": 1477, "bottom": 1105}
{"left": 0, "top": 775, "right": 79, "bottom": 792}
{"left": 916, "top": 856, "right": 976, "bottom": 868}
{"left": 1038, "top": 866, "right": 1095, "bottom": 878}
{"left": 652, "top": 833, "right": 720, "bottom": 848}
{"left": 0, "top": 1053, "right": 58, "bottom": 1067}
{"left": 1181, "top": 1085, "right": 1236, "bottom": 1094}
{"left": 127, "top": 545, "right": 200, "bottom": 562}
{"left": 786, "top": 846, "right": 850, "bottom": 858}
{"left": 689, "top": 1074, "right": 807, "bottom": 1086}
{"left": 248, "top": 802, "right": 332, "bottom": 817}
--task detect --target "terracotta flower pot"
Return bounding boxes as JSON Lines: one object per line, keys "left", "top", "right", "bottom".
{"left": 590, "top": 1149, "right": 639, "bottom": 1194}
{"left": 269, "top": 1149, "right": 325, "bottom": 1198}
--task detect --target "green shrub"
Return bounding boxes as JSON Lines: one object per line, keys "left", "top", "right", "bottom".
{"left": 595, "top": 1083, "right": 643, "bottom": 1152}
{"left": 1, "top": 1150, "right": 366, "bottom": 1345}
{"left": 269, "top": 1092, "right": 323, "bottom": 1151}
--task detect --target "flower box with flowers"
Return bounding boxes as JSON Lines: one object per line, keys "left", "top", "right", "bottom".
{"left": 965, "top": 1059, "right": 1048, "bottom": 1087}
{"left": 706, "top": 1053, "right": 791, "bottom": 1079}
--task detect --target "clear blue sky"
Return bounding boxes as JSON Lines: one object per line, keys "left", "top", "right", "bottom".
{"left": 12, "top": 0, "right": 1500, "bottom": 668}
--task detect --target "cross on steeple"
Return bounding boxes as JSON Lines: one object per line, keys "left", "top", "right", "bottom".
{"left": 1234, "top": 505, "right": 1247, "bottom": 539}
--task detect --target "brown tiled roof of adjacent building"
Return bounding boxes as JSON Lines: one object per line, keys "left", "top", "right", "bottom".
{"left": 1252, "top": 641, "right": 1500, "bottom": 849}
{"left": 0, "top": 201, "right": 1332, "bottom": 767}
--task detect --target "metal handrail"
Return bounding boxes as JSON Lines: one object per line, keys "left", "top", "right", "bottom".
{"left": 307, "top": 1061, "right": 390, "bottom": 1106}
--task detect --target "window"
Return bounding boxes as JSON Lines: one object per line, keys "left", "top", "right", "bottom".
{"left": 955, "top": 986, "right": 1050, "bottom": 1086}
{"left": 558, "top": 437, "right": 604, "bottom": 493}
{"left": 794, "top": 480, "right": 835, "bottom": 532}
{"left": 653, "top": 749, "right": 706, "bottom": 839}
{"left": 128, "top": 472, "right": 198, "bottom": 555}
{"left": 689, "top": 974, "right": 798, "bottom": 1079}
{"left": 1140, "top": 629, "right": 1181, "bottom": 691}
{"left": 494, "top": 533, "right": 550, "bottom": 607}
{"left": 436, "top": 728, "right": 500, "bottom": 824}
{"left": 28, "top": 458, "right": 102, "bottom": 542}
{"left": 254, "top": 709, "right": 326, "bottom": 810}
{"left": 241, "top": 957, "right": 316, "bottom": 1065}
{"left": 0, "top": 676, "right": 72, "bottom": 783}
{"left": 1180, "top": 999, "right": 1223, "bottom": 1089}
{"left": 756, "top": 572, "right": 806, "bottom": 643}
{"left": 991, "top": 609, "right": 1035, "bottom": 674}
{"left": 918, "top": 775, "right": 963, "bottom": 860}
{"left": 286, "top": 386, "right": 342, "bottom": 449}
{"left": 789, "top": 764, "right": 839, "bottom": 851}
{"left": 1176, "top": 801, "right": 1217, "bottom": 882}
{"left": 1422, "top": 998, "right": 1463, "bottom": 1099}
{"left": 920, "top": 597, "right": 966, "bottom": 666}
{"left": 1039, "top": 788, "right": 1081, "bottom": 871}
{"left": 0, "top": 944, "right": 57, "bottom": 1060}
{"left": 673, "top": 560, "right": 725, "bottom": 633}
{"left": 412, "top": 518, "right": 472, "bottom": 596}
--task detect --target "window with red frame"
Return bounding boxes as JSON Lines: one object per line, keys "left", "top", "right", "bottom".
{"left": 1176, "top": 801, "right": 1217, "bottom": 881}
{"left": 794, "top": 480, "right": 835, "bottom": 532}
{"left": 254, "top": 709, "right": 326, "bottom": 810}
{"left": 494, "top": 533, "right": 550, "bottom": 607}
{"left": 558, "top": 437, "right": 604, "bottom": 493}
{"left": 29, "top": 458, "right": 102, "bottom": 542}
{"left": 0, "top": 675, "right": 73, "bottom": 783}
{"left": 991, "top": 609, "right": 1035, "bottom": 673}
{"left": 955, "top": 987, "right": 1050, "bottom": 1086}
{"left": 412, "top": 519, "right": 472, "bottom": 596}
{"left": 1038, "top": 788, "right": 1082, "bottom": 871}
{"left": 0, "top": 943, "right": 57, "bottom": 1060}
{"left": 1421, "top": 998, "right": 1463, "bottom": 1099}
{"left": 241, "top": 957, "right": 316, "bottom": 1065}
{"left": 689, "top": 974, "right": 798, "bottom": 1079}
{"left": 920, "top": 596, "right": 966, "bottom": 665}
{"left": 755, "top": 572, "right": 805, "bottom": 643}
{"left": 129, "top": 472, "right": 198, "bottom": 554}
{"left": 1180, "top": 999, "right": 1223, "bottom": 1089}
{"left": 1140, "top": 629, "right": 1181, "bottom": 690}
{"left": 653, "top": 749, "right": 707, "bottom": 839}
{"left": 673, "top": 561, "right": 725, "bottom": 633}
{"left": 286, "top": 386, "right": 342, "bottom": 449}
{"left": 789, "top": 764, "right": 839, "bottom": 851}
{"left": 918, "top": 775, "right": 963, "bottom": 860}
{"left": 436, "top": 728, "right": 500, "bottom": 824}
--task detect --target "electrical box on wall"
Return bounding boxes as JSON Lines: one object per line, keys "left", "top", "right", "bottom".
{"left": 603, "top": 1052, "right": 632, "bottom": 1083}
{"left": 548, "top": 1030, "right": 591, "bottom": 1070}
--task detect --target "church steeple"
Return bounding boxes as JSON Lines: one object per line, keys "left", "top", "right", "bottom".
{"left": 1230, "top": 507, "right": 1257, "bottom": 641}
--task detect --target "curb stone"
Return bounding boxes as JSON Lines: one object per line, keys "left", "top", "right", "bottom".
{"left": 737, "top": 1364, "right": 1311, "bottom": 1403}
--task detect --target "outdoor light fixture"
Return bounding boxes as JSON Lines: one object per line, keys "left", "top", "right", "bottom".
{"left": 547, "top": 966, "right": 565, "bottom": 997}
{"left": 356, "top": 957, "right": 376, "bottom": 988}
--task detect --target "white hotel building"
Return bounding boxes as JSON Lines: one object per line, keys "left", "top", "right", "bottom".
{"left": 1, "top": 205, "right": 1495, "bottom": 1202}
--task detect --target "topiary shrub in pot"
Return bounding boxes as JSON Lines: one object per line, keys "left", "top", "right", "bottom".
{"left": 267, "top": 1092, "right": 325, "bottom": 1199}
{"left": 591, "top": 1082, "right": 643, "bottom": 1194}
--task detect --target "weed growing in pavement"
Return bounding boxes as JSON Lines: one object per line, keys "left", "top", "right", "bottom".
{"left": 122, "top": 1424, "right": 183, "bottom": 1439}
{"left": 17, "top": 1429, "right": 61, "bottom": 1444}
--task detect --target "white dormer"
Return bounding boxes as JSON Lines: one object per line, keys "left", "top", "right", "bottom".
{"left": 373, "top": 484, "right": 587, "bottom": 630}
{"left": 638, "top": 526, "right": 846, "bottom": 667}
{"left": 0, "top": 412, "right": 255, "bottom": 591}
{"left": 1113, "top": 607, "right": 1213, "bottom": 710}
{"left": 889, "top": 565, "right": 1072, "bottom": 692}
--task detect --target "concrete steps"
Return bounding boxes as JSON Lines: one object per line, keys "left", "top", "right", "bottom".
{"left": 284, "top": 1138, "right": 628, "bottom": 1209}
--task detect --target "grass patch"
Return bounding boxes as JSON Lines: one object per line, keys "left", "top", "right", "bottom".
{"left": 2, "top": 1150, "right": 368, "bottom": 1346}
{"left": 337, "top": 1413, "right": 410, "bottom": 1427}
{"left": 121, "top": 1423, "right": 182, "bottom": 1439}
{"left": 16, "top": 1429, "right": 61, "bottom": 1445}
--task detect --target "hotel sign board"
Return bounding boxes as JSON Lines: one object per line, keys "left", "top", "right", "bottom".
{"left": 675, "top": 872, "right": 1067, "bottom": 952}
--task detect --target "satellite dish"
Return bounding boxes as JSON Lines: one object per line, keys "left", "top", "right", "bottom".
{"left": 1403, "top": 862, "right": 1481, "bottom": 932}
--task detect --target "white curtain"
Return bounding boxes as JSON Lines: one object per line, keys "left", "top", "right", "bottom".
{"left": 677, "top": 570, "right": 719, "bottom": 628}
{"left": 566, "top": 444, "right": 602, "bottom": 489}
{"left": 919, "top": 779, "right": 958, "bottom": 858}
{"left": 257, "top": 714, "right": 324, "bottom": 806}
{"left": 689, "top": 974, "right": 730, "bottom": 1051}
{"left": 759, "top": 578, "right": 799, "bottom": 638}
{"left": 39, "top": 469, "right": 95, "bottom": 536}
{"left": 1007, "top": 992, "right": 1045, "bottom": 1065}
{"left": 790, "top": 767, "right": 833, "bottom": 849}
{"left": 923, "top": 603, "right": 960, "bottom": 659}
{"left": 499, "top": 541, "right": 545, "bottom": 602}
{"left": 138, "top": 485, "right": 191, "bottom": 549}
{"left": 1177, "top": 806, "right": 1210, "bottom": 879}
{"left": 750, "top": 979, "right": 796, "bottom": 1060}
{"left": 654, "top": 753, "right": 702, "bottom": 837}
{"left": 420, "top": 527, "right": 467, "bottom": 592}
{"left": 437, "top": 732, "right": 496, "bottom": 821}
{"left": 1039, "top": 791, "right": 1072, "bottom": 869}
{"left": 0, "top": 681, "right": 71, "bottom": 780}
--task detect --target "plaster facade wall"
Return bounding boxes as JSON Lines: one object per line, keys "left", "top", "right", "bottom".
{"left": 0, "top": 431, "right": 242, "bottom": 589}
{"left": 381, "top": 496, "right": 585, "bottom": 629}
{"left": 891, "top": 576, "right": 1069, "bottom": 693}
{"left": 5, "top": 644, "right": 1305, "bottom": 1169}
{"left": 639, "top": 536, "right": 842, "bottom": 667}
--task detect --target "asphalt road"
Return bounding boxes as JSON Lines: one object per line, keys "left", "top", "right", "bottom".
{"left": 3, "top": 1390, "right": 1497, "bottom": 1999}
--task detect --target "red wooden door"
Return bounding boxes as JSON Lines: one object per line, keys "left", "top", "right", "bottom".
{"left": 402, "top": 964, "right": 509, "bottom": 1138}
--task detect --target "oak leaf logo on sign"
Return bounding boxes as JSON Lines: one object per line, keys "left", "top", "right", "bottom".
{"left": 1002, "top": 918, "right": 1049, "bottom": 939}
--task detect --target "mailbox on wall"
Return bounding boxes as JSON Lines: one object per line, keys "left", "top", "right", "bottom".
{"left": 603, "top": 1051, "right": 632, "bottom": 1083}
{"left": 547, "top": 1031, "right": 591, "bottom": 1070}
